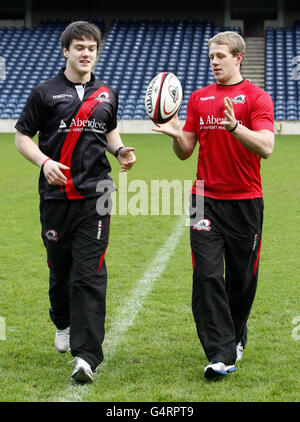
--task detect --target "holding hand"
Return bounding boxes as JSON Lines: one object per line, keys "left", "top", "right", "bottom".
{"left": 117, "top": 147, "right": 136, "bottom": 172}
{"left": 151, "top": 113, "right": 181, "bottom": 138}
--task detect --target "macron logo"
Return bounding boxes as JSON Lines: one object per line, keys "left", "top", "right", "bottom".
{"left": 53, "top": 93, "right": 73, "bottom": 99}
{"left": 200, "top": 96, "right": 215, "bottom": 101}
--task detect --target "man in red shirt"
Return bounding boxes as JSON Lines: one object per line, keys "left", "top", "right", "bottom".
{"left": 154, "top": 31, "right": 274, "bottom": 379}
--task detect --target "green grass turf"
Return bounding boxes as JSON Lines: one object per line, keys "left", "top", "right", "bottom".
{"left": 0, "top": 133, "right": 299, "bottom": 402}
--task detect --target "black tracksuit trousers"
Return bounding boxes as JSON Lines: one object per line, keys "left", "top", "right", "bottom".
{"left": 190, "top": 195, "right": 264, "bottom": 366}
{"left": 40, "top": 197, "right": 110, "bottom": 371}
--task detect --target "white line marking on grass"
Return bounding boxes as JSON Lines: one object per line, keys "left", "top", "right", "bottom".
{"left": 0, "top": 317, "right": 6, "bottom": 340}
{"left": 58, "top": 215, "right": 186, "bottom": 402}
{"left": 103, "top": 215, "right": 186, "bottom": 359}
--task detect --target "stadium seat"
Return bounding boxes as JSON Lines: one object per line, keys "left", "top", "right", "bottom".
{"left": 265, "top": 24, "right": 300, "bottom": 120}
{"left": 94, "top": 19, "right": 241, "bottom": 120}
{"left": 0, "top": 20, "right": 104, "bottom": 119}
{"left": 0, "top": 19, "right": 241, "bottom": 120}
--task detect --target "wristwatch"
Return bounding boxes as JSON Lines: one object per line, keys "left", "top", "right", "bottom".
{"left": 114, "top": 146, "right": 125, "bottom": 157}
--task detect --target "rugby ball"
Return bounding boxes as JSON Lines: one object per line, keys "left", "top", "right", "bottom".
{"left": 145, "top": 72, "right": 182, "bottom": 124}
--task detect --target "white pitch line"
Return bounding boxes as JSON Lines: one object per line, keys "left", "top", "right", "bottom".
{"left": 58, "top": 215, "right": 186, "bottom": 402}
{"left": 102, "top": 214, "right": 186, "bottom": 359}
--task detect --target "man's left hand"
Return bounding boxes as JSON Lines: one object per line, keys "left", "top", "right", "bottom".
{"left": 223, "top": 97, "right": 237, "bottom": 131}
{"left": 117, "top": 147, "right": 136, "bottom": 172}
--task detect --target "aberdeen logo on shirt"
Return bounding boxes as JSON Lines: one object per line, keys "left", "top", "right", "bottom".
{"left": 59, "top": 120, "right": 67, "bottom": 129}
{"left": 199, "top": 114, "right": 225, "bottom": 128}
{"left": 230, "top": 94, "right": 246, "bottom": 104}
{"left": 200, "top": 115, "right": 243, "bottom": 129}
{"left": 58, "top": 118, "right": 107, "bottom": 134}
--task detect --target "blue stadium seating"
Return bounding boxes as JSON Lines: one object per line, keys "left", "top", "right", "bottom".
{"left": 3, "top": 18, "right": 300, "bottom": 121}
{"left": 0, "top": 20, "right": 104, "bottom": 119}
{"left": 95, "top": 19, "right": 224, "bottom": 120}
{"left": 265, "top": 22, "right": 300, "bottom": 120}
{"left": 0, "top": 19, "right": 249, "bottom": 122}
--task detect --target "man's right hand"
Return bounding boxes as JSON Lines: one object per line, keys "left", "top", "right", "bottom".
{"left": 151, "top": 113, "right": 197, "bottom": 160}
{"left": 43, "top": 160, "right": 70, "bottom": 186}
{"left": 151, "top": 113, "right": 181, "bottom": 138}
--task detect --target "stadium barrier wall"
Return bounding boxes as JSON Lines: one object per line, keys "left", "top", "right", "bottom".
{"left": 1, "top": 119, "right": 300, "bottom": 135}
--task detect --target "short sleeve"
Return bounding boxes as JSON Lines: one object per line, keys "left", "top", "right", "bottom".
{"left": 183, "top": 92, "right": 197, "bottom": 133}
{"left": 15, "top": 88, "right": 46, "bottom": 137}
{"left": 250, "top": 91, "right": 274, "bottom": 132}
{"left": 106, "top": 87, "right": 118, "bottom": 133}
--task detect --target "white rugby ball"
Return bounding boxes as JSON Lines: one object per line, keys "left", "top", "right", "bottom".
{"left": 145, "top": 72, "right": 183, "bottom": 124}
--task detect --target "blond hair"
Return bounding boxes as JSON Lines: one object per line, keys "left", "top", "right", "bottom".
{"left": 208, "top": 31, "right": 245, "bottom": 57}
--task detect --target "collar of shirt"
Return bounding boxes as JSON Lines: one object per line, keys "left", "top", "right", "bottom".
{"left": 58, "top": 67, "right": 95, "bottom": 87}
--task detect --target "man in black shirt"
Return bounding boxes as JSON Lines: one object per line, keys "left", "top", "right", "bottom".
{"left": 15, "top": 21, "right": 136, "bottom": 383}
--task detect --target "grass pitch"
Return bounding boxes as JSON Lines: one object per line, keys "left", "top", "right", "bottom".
{"left": 0, "top": 133, "right": 299, "bottom": 402}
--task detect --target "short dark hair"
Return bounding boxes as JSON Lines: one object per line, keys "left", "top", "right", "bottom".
{"left": 60, "top": 21, "right": 101, "bottom": 51}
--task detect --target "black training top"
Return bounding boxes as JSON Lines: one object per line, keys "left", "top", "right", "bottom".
{"left": 15, "top": 68, "right": 118, "bottom": 200}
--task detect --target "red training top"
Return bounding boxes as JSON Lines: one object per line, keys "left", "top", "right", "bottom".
{"left": 183, "top": 79, "right": 274, "bottom": 199}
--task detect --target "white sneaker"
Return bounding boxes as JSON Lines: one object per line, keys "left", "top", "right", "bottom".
{"left": 236, "top": 341, "right": 244, "bottom": 362}
{"left": 71, "top": 357, "right": 94, "bottom": 383}
{"left": 54, "top": 327, "right": 70, "bottom": 353}
{"left": 204, "top": 362, "right": 236, "bottom": 379}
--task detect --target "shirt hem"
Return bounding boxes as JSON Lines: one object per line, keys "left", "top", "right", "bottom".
{"left": 40, "top": 191, "right": 108, "bottom": 200}
{"left": 191, "top": 191, "right": 263, "bottom": 200}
